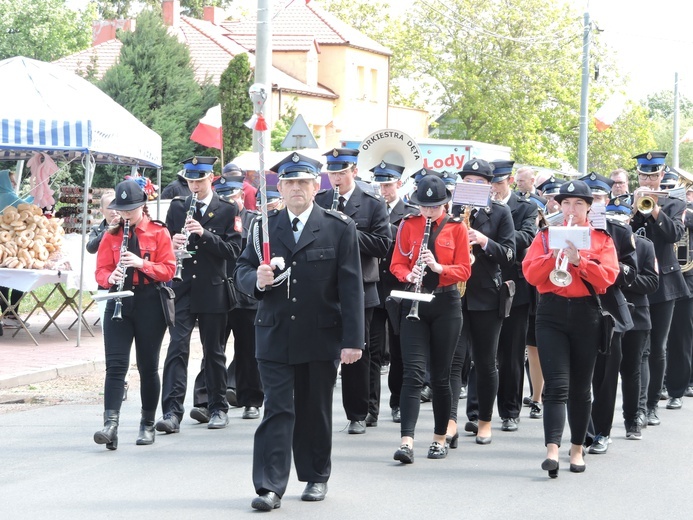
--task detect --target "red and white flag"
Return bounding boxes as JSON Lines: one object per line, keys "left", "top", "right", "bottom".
{"left": 681, "top": 127, "right": 693, "bottom": 143}
{"left": 594, "top": 93, "right": 627, "bottom": 131}
{"left": 191, "top": 105, "right": 223, "bottom": 150}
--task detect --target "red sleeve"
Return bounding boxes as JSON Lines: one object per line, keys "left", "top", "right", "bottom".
{"left": 390, "top": 219, "right": 416, "bottom": 283}
{"left": 438, "top": 224, "right": 472, "bottom": 285}
{"left": 95, "top": 231, "right": 119, "bottom": 288}
{"left": 522, "top": 230, "right": 555, "bottom": 288}
{"left": 138, "top": 223, "right": 176, "bottom": 282}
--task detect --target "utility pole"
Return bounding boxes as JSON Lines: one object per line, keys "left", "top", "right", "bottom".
{"left": 254, "top": 0, "right": 272, "bottom": 153}
{"left": 673, "top": 72, "right": 680, "bottom": 168}
{"left": 577, "top": 11, "right": 591, "bottom": 175}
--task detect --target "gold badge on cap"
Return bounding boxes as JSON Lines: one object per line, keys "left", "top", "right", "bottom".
{"left": 567, "top": 182, "right": 575, "bottom": 192}
{"left": 332, "top": 149, "right": 340, "bottom": 157}
{"left": 380, "top": 161, "right": 387, "bottom": 169}
{"left": 291, "top": 153, "right": 300, "bottom": 163}
{"left": 426, "top": 188, "right": 433, "bottom": 197}
{"left": 615, "top": 198, "right": 621, "bottom": 206}
{"left": 472, "top": 162, "right": 479, "bottom": 171}
{"left": 192, "top": 157, "right": 198, "bottom": 165}
{"left": 646, "top": 152, "right": 653, "bottom": 160}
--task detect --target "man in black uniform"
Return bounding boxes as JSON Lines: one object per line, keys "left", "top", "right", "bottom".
{"left": 370, "top": 161, "right": 419, "bottom": 424}
{"left": 155, "top": 156, "right": 242, "bottom": 433}
{"left": 315, "top": 148, "right": 392, "bottom": 434}
{"left": 235, "top": 152, "right": 364, "bottom": 511}
{"left": 580, "top": 172, "right": 638, "bottom": 454}
{"left": 489, "top": 160, "right": 537, "bottom": 432}
{"left": 448, "top": 159, "right": 516, "bottom": 444}
{"left": 630, "top": 151, "right": 689, "bottom": 427}
{"left": 161, "top": 171, "right": 192, "bottom": 199}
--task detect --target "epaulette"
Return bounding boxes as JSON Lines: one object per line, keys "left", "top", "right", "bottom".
{"left": 402, "top": 213, "right": 419, "bottom": 221}
{"left": 325, "top": 209, "right": 351, "bottom": 223}
{"left": 593, "top": 227, "right": 612, "bottom": 238}
{"left": 219, "top": 197, "right": 235, "bottom": 206}
{"left": 516, "top": 196, "right": 532, "bottom": 205}
{"left": 448, "top": 216, "right": 463, "bottom": 223}
{"left": 403, "top": 201, "right": 419, "bottom": 210}
{"left": 491, "top": 200, "right": 504, "bottom": 207}
{"left": 171, "top": 196, "right": 187, "bottom": 203}
{"left": 317, "top": 188, "right": 330, "bottom": 196}
{"left": 151, "top": 219, "right": 167, "bottom": 227}
{"left": 606, "top": 216, "right": 627, "bottom": 227}
{"left": 362, "top": 190, "right": 382, "bottom": 201}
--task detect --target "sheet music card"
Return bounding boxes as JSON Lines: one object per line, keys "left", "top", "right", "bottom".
{"left": 588, "top": 203, "right": 606, "bottom": 230}
{"left": 548, "top": 226, "right": 591, "bottom": 250}
{"left": 452, "top": 182, "right": 491, "bottom": 207}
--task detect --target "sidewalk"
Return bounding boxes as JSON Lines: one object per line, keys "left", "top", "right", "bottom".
{"left": 0, "top": 309, "right": 105, "bottom": 389}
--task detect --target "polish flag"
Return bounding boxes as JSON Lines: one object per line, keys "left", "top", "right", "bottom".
{"left": 681, "top": 127, "right": 693, "bottom": 143}
{"left": 594, "top": 93, "right": 627, "bottom": 131}
{"left": 191, "top": 105, "right": 223, "bottom": 150}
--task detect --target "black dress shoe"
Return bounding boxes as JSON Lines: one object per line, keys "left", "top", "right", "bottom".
{"left": 570, "top": 463, "right": 586, "bottom": 473}
{"left": 394, "top": 444, "right": 414, "bottom": 464}
{"left": 190, "top": 407, "right": 211, "bottom": 424}
{"left": 208, "top": 410, "right": 229, "bottom": 429}
{"left": 251, "top": 491, "right": 281, "bottom": 511}
{"left": 427, "top": 441, "right": 448, "bottom": 459}
{"left": 301, "top": 482, "right": 327, "bottom": 501}
{"left": 242, "top": 406, "right": 260, "bottom": 419}
{"left": 226, "top": 388, "right": 239, "bottom": 408}
{"left": 391, "top": 407, "right": 401, "bottom": 423}
{"left": 523, "top": 396, "right": 533, "bottom": 406}
{"left": 420, "top": 385, "right": 433, "bottom": 403}
{"left": 476, "top": 435, "right": 492, "bottom": 445}
{"left": 464, "top": 420, "right": 478, "bottom": 434}
{"left": 365, "top": 413, "right": 378, "bottom": 427}
{"left": 685, "top": 386, "right": 693, "bottom": 398}
{"left": 666, "top": 397, "right": 683, "bottom": 410}
{"left": 541, "top": 458, "right": 559, "bottom": 478}
{"left": 155, "top": 413, "right": 180, "bottom": 434}
{"left": 501, "top": 417, "right": 519, "bottom": 432}
{"left": 446, "top": 432, "right": 459, "bottom": 449}
{"left": 348, "top": 420, "right": 366, "bottom": 434}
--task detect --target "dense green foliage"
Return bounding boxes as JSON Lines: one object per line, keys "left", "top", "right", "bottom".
{"left": 219, "top": 54, "right": 253, "bottom": 162}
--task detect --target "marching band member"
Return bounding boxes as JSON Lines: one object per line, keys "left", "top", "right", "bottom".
{"left": 490, "top": 160, "right": 538, "bottom": 432}
{"left": 315, "top": 148, "right": 392, "bottom": 434}
{"left": 523, "top": 180, "right": 619, "bottom": 477}
{"left": 580, "top": 172, "right": 638, "bottom": 455}
{"left": 536, "top": 176, "right": 564, "bottom": 214}
{"left": 234, "top": 152, "right": 364, "bottom": 510}
{"left": 630, "top": 151, "right": 689, "bottom": 427}
{"left": 370, "top": 161, "right": 419, "bottom": 424}
{"left": 390, "top": 174, "right": 471, "bottom": 463}
{"left": 94, "top": 180, "right": 176, "bottom": 449}
{"left": 448, "top": 159, "right": 515, "bottom": 445}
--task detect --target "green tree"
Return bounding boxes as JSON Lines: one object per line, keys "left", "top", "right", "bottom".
{"left": 646, "top": 90, "right": 693, "bottom": 120}
{"left": 219, "top": 54, "right": 253, "bottom": 162}
{"left": 180, "top": 0, "right": 234, "bottom": 18}
{"left": 93, "top": 0, "right": 134, "bottom": 19}
{"left": 0, "top": 0, "right": 95, "bottom": 61}
{"left": 96, "top": 9, "right": 218, "bottom": 186}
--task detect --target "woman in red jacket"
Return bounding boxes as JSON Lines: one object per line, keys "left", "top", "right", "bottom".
{"left": 390, "top": 174, "right": 472, "bottom": 463}
{"left": 522, "top": 180, "right": 618, "bottom": 477}
{"left": 94, "top": 180, "right": 176, "bottom": 450}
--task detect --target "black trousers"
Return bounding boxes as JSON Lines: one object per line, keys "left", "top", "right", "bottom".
{"left": 399, "top": 290, "right": 462, "bottom": 438}
{"left": 450, "top": 308, "right": 503, "bottom": 423}
{"left": 253, "top": 359, "right": 338, "bottom": 497}
{"left": 387, "top": 316, "right": 403, "bottom": 410}
{"left": 102, "top": 285, "right": 167, "bottom": 412}
{"left": 161, "top": 293, "right": 229, "bottom": 420}
{"left": 496, "top": 303, "right": 530, "bottom": 419}
{"left": 194, "top": 308, "right": 263, "bottom": 408}
{"left": 666, "top": 296, "right": 693, "bottom": 398}
{"left": 620, "top": 329, "right": 649, "bottom": 423}
{"left": 368, "top": 307, "right": 388, "bottom": 417}
{"left": 341, "top": 307, "right": 374, "bottom": 421}
{"left": 640, "top": 300, "right": 675, "bottom": 411}
{"left": 588, "top": 333, "right": 623, "bottom": 440}
{"left": 536, "top": 294, "right": 600, "bottom": 447}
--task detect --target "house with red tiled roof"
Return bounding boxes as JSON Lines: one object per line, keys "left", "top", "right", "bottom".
{"left": 54, "top": 1, "right": 428, "bottom": 149}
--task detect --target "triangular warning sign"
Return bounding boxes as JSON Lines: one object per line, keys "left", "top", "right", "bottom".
{"left": 280, "top": 114, "right": 318, "bottom": 149}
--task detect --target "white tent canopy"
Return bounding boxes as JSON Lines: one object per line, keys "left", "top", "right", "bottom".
{"left": 0, "top": 56, "right": 163, "bottom": 346}
{"left": 0, "top": 56, "right": 161, "bottom": 167}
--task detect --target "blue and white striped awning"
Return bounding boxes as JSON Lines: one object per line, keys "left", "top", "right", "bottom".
{"left": 1, "top": 118, "right": 90, "bottom": 150}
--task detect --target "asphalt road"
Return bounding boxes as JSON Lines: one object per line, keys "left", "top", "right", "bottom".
{"left": 1, "top": 371, "right": 692, "bottom": 519}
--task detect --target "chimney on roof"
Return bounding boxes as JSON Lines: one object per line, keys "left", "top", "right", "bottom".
{"left": 92, "top": 19, "right": 136, "bottom": 46}
{"left": 162, "top": 0, "right": 181, "bottom": 28}
{"left": 203, "top": 6, "right": 225, "bottom": 25}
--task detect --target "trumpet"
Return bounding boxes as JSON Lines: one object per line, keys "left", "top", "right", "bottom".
{"left": 172, "top": 192, "right": 198, "bottom": 282}
{"left": 635, "top": 190, "right": 669, "bottom": 215}
{"left": 549, "top": 214, "right": 574, "bottom": 287}
{"left": 112, "top": 219, "right": 130, "bottom": 321}
{"left": 389, "top": 218, "right": 435, "bottom": 318}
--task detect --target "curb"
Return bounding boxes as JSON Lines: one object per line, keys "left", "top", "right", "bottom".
{"left": 0, "top": 360, "right": 106, "bottom": 390}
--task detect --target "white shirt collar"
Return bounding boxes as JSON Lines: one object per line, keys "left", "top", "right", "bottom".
{"left": 287, "top": 203, "right": 314, "bottom": 226}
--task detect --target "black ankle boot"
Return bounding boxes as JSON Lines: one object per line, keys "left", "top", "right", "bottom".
{"left": 94, "top": 410, "right": 120, "bottom": 450}
{"left": 136, "top": 409, "right": 156, "bottom": 446}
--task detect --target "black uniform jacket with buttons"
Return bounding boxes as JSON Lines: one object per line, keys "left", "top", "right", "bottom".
{"left": 315, "top": 184, "right": 392, "bottom": 308}
{"left": 622, "top": 235, "right": 659, "bottom": 331}
{"left": 501, "top": 192, "right": 537, "bottom": 307}
{"left": 456, "top": 201, "right": 516, "bottom": 312}
{"left": 166, "top": 193, "right": 241, "bottom": 314}
{"left": 234, "top": 205, "right": 365, "bottom": 365}
{"left": 599, "top": 218, "right": 638, "bottom": 333}
{"left": 377, "top": 198, "right": 420, "bottom": 308}
{"left": 631, "top": 196, "right": 690, "bottom": 304}
{"left": 682, "top": 202, "right": 693, "bottom": 290}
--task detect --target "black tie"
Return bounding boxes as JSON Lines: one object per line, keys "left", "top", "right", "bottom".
{"left": 195, "top": 201, "right": 205, "bottom": 219}
{"left": 337, "top": 196, "right": 346, "bottom": 212}
{"left": 291, "top": 217, "right": 300, "bottom": 232}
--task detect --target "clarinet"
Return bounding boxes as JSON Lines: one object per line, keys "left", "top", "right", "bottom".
{"left": 111, "top": 219, "right": 130, "bottom": 322}
{"left": 172, "top": 192, "right": 198, "bottom": 282}
{"left": 406, "top": 217, "right": 432, "bottom": 322}
{"left": 331, "top": 185, "right": 340, "bottom": 210}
